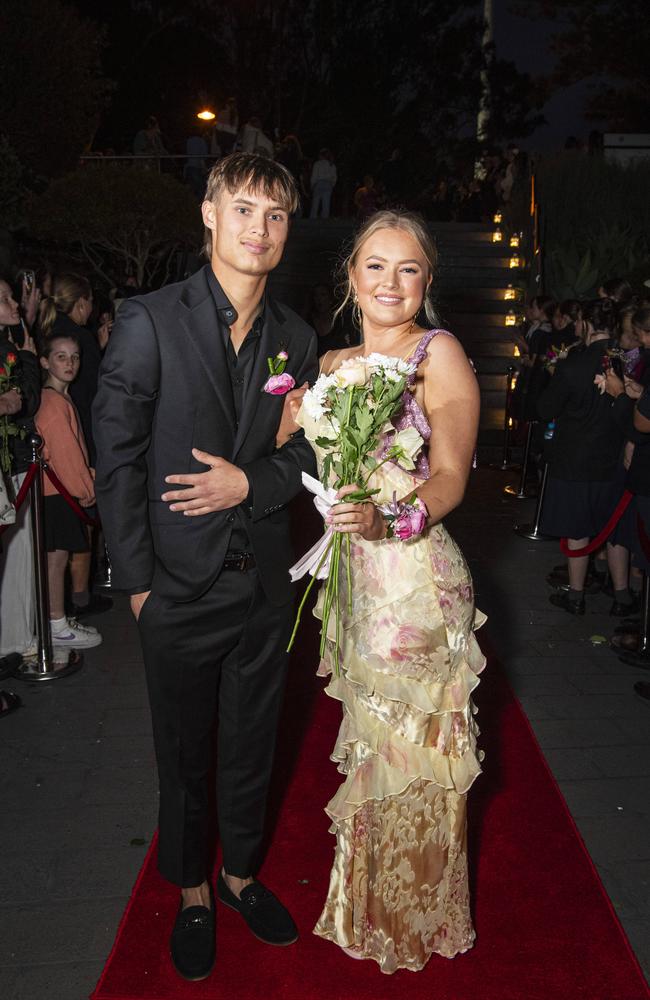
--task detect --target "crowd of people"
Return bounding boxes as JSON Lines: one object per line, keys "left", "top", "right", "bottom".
{"left": 89, "top": 105, "right": 526, "bottom": 224}
{"left": 0, "top": 267, "right": 114, "bottom": 703}
{"left": 511, "top": 277, "right": 650, "bottom": 696}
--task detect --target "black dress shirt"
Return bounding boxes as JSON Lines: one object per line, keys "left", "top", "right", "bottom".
{"left": 206, "top": 267, "right": 262, "bottom": 552}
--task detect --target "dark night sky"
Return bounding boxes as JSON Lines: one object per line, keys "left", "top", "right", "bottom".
{"left": 494, "top": 3, "right": 607, "bottom": 149}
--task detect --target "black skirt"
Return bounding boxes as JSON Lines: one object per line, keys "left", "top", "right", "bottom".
{"left": 611, "top": 494, "right": 650, "bottom": 573}
{"left": 540, "top": 476, "right": 623, "bottom": 539}
{"left": 43, "top": 495, "right": 89, "bottom": 553}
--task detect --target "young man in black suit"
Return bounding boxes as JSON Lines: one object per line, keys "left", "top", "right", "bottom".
{"left": 93, "top": 154, "right": 317, "bottom": 981}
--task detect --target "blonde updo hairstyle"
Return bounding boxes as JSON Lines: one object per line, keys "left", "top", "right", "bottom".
{"left": 39, "top": 273, "right": 92, "bottom": 337}
{"left": 336, "top": 210, "right": 438, "bottom": 329}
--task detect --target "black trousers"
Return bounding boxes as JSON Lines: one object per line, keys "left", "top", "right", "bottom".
{"left": 138, "top": 568, "right": 292, "bottom": 887}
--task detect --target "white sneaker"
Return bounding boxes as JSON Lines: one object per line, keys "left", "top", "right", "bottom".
{"left": 51, "top": 617, "right": 102, "bottom": 649}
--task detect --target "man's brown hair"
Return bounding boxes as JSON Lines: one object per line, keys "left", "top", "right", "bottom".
{"left": 203, "top": 152, "right": 299, "bottom": 256}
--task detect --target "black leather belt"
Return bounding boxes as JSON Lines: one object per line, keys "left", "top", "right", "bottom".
{"left": 223, "top": 550, "right": 256, "bottom": 571}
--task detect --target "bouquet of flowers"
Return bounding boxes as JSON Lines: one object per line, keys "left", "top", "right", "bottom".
{"left": 0, "top": 353, "right": 23, "bottom": 475}
{"left": 288, "top": 354, "right": 427, "bottom": 671}
{"left": 544, "top": 344, "right": 570, "bottom": 370}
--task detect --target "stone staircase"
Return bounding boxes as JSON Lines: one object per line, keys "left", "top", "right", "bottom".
{"left": 268, "top": 219, "right": 524, "bottom": 440}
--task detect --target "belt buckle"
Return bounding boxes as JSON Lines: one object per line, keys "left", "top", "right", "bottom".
{"left": 226, "top": 551, "right": 248, "bottom": 571}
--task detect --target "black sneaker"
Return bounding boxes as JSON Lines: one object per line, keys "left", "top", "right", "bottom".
{"left": 170, "top": 897, "right": 216, "bottom": 981}
{"left": 549, "top": 591, "right": 585, "bottom": 616}
{"left": 216, "top": 871, "right": 298, "bottom": 946}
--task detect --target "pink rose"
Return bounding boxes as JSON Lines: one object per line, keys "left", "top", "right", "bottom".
{"left": 263, "top": 372, "right": 296, "bottom": 395}
{"left": 394, "top": 504, "right": 427, "bottom": 540}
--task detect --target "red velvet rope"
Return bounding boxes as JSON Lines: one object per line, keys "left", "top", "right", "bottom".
{"left": 0, "top": 462, "right": 38, "bottom": 536}
{"left": 560, "top": 490, "right": 633, "bottom": 557}
{"left": 42, "top": 465, "right": 99, "bottom": 526}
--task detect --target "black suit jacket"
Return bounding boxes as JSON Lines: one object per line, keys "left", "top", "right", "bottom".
{"left": 92, "top": 265, "right": 318, "bottom": 604}
{"left": 537, "top": 339, "right": 625, "bottom": 482}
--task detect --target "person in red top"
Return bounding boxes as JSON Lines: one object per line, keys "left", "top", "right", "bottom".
{"left": 35, "top": 334, "right": 101, "bottom": 649}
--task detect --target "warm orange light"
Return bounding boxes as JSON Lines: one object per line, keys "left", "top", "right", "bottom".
{"left": 513, "top": 345, "right": 521, "bottom": 357}
{"left": 509, "top": 234, "right": 520, "bottom": 248}
{"left": 504, "top": 284, "right": 516, "bottom": 301}
{"left": 505, "top": 309, "right": 517, "bottom": 327}
{"left": 509, "top": 256, "right": 521, "bottom": 269}
{"left": 492, "top": 229, "right": 503, "bottom": 243}
{"left": 493, "top": 211, "right": 503, "bottom": 224}
{"left": 197, "top": 109, "right": 216, "bottom": 121}
{"left": 508, "top": 416, "right": 514, "bottom": 428}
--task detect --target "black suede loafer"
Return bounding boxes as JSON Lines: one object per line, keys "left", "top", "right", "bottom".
{"left": 170, "top": 897, "right": 216, "bottom": 981}
{"left": 216, "top": 872, "right": 298, "bottom": 946}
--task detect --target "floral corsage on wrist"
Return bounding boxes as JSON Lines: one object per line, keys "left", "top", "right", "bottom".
{"left": 262, "top": 348, "right": 296, "bottom": 395}
{"left": 379, "top": 491, "right": 428, "bottom": 540}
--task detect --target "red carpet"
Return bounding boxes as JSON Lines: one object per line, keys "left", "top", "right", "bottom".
{"left": 92, "top": 640, "right": 650, "bottom": 1000}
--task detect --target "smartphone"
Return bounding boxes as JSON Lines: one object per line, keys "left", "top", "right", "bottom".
{"left": 22, "top": 270, "right": 35, "bottom": 291}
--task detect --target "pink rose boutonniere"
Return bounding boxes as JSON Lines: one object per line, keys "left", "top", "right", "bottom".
{"left": 262, "top": 348, "right": 295, "bottom": 396}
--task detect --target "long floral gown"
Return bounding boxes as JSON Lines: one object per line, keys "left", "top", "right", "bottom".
{"left": 299, "top": 330, "right": 486, "bottom": 974}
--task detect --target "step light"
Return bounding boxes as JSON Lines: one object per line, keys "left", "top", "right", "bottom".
{"left": 492, "top": 228, "right": 503, "bottom": 243}
{"left": 505, "top": 309, "right": 517, "bottom": 326}
{"left": 493, "top": 211, "right": 503, "bottom": 224}
{"left": 509, "top": 255, "right": 522, "bottom": 269}
{"left": 509, "top": 233, "right": 520, "bottom": 248}
{"left": 504, "top": 285, "right": 516, "bottom": 300}
{"left": 513, "top": 345, "right": 521, "bottom": 357}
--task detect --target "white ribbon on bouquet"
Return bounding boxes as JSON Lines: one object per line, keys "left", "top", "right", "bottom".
{"left": 289, "top": 472, "right": 338, "bottom": 582}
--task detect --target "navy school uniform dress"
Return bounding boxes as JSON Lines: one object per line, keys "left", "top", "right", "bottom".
{"left": 536, "top": 338, "right": 627, "bottom": 539}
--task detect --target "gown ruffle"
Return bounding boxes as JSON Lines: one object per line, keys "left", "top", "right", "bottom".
{"left": 299, "top": 333, "right": 485, "bottom": 974}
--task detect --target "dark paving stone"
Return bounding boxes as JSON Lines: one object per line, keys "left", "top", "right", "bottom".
{"left": 576, "top": 814, "right": 650, "bottom": 864}
{"left": 49, "top": 845, "right": 150, "bottom": 899}
{"left": 530, "top": 717, "right": 631, "bottom": 749}
{"left": 559, "top": 776, "right": 650, "bottom": 819}
{"left": 4, "top": 961, "right": 105, "bottom": 1000}
{"left": 80, "top": 764, "right": 157, "bottom": 806}
{"left": 597, "top": 860, "right": 650, "bottom": 919}
{"left": 0, "top": 898, "right": 127, "bottom": 965}
{"left": 542, "top": 747, "right": 603, "bottom": 781}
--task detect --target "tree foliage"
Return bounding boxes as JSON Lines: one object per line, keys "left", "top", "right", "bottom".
{"left": 535, "top": 153, "right": 650, "bottom": 298}
{"left": 31, "top": 166, "right": 201, "bottom": 288}
{"left": 513, "top": 0, "right": 650, "bottom": 129}
{"left": 78, "top": 0, "right": 543, "bottom": 172}
{"left": 0, "top": 138, "right": 28, "bottom": 232}
{"left": 0, "top": 0, "right": 110, "bottom": 176}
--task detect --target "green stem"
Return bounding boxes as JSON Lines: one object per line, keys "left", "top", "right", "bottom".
{"left": 346, "top": 534, "right": 352, "bottom": 615}
{"left": 286, "top": 535, "right": 334, "bottom": 653}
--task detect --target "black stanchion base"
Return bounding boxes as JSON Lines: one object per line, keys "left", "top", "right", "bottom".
{"left": 488, "top": 461, "right": 520, "bottom": 472}
{"left": 618, "top": 649, "right": 650, "bottom": 671}
{"left": 15, "top": 650, "right": 83, "bottom": 683}
{"left": 514, "top": 523, "right": 555, "bottom": 541}
{"left": 504, "top": 484, "right": 538, "bottom": 500}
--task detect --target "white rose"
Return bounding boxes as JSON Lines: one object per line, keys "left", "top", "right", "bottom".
{"left": 334, "top": 360, "right": 369, "bottom": 388}
{"left": 391, "top": 426, "right": 424, "bottom": 469}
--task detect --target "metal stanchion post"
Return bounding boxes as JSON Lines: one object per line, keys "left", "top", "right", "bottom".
{"left": 505, "top": 421, "right": 538, "bottom": 499}
{"left": 490, "top": 366, "right": 519, "bottom": 471}
{"left": 619, "top": 572, "right": 650, "bottom": 668}
{"left": 15, "top": 435, "right": 83, "bottom": 682}
{"left": 514, "top": 461, "right": 554, "bottom": 540}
